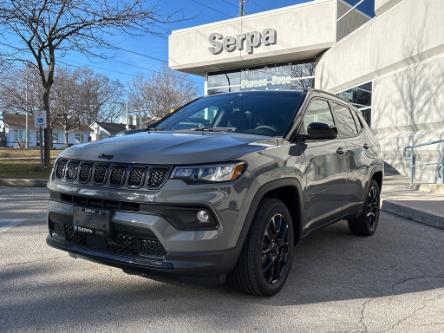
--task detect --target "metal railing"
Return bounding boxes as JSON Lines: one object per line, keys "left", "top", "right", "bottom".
{"left": 404, "top": 139, "right": 444, "bottom": 188}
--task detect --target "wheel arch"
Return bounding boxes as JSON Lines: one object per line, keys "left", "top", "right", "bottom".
{"left": 236, "top": 178, "right": 305, "bottom": 249}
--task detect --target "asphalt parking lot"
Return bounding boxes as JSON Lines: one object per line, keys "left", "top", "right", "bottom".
{"left": 1, "top": 186, "right": 443, "bottom": 333}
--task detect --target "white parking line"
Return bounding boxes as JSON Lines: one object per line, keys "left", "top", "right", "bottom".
{"left": 0, "top": 218, "right": 27, "bottom": 234}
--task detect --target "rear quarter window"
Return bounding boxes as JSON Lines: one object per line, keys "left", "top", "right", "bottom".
{"left": 331, "top": 102, "right": 358, "bottom": 137}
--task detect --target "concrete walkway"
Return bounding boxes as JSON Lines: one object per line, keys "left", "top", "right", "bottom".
{"left": 382, "top": 175, "right": 444, "bottom": 229}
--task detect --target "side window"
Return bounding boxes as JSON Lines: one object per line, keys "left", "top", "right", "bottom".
{"left": 300, "top": 99, "right": 335, "bottom": 135}
{"left": 351, "top": 109, "right": 362, "bottom": 132}
{"left": 331, "top": 103, "right": 358, "bottom": 137}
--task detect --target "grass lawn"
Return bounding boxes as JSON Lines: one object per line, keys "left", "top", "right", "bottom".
{"left": 0, "top": 147, "right": 61, "bottom": 159}
{"left": 0, "top": 160, "right": 52, "bottom": 179}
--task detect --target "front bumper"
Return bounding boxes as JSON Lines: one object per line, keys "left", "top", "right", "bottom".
{"left": 46, "top": 235, "right": 239, "bottom": 275}
{"left": 47, "top": 199, "right": 241, "bottom": 275}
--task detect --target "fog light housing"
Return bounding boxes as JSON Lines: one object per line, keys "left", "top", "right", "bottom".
{"left": 197, "top": 210, "right": 210, "bottom": 223}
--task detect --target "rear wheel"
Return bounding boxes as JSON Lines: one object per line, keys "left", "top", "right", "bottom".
{"left": 230, "top": 198, "right": 294, "bottom": 296}
{"left": 348, "top": 179, "right": 380, "bottom": 236}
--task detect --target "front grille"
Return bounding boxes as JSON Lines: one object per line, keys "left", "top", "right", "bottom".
{"left": 109, "top": 166, "right": 126, "bottom": 185}
{"left": 93, "top": 164, "right": 108, "bottom": 184}
{"left": 78, "top": 163, "right": 92, "bottom": 183}
{"left": 58, "top": 223, "right": 166, "bottom": 258}
{"left": 148, "top": 168, "right": 169, "bottom": 188}
{"left": 128, "top": 167, "right": 146, "bottom": 187}
{"left": 66, "top": 160, "right": 80, "bottom": 181}
{"left": 55, "top": 159, "right": 67, "bottom": 178}
{"left": 53, "top": 159, "right": 169, "bottom": 190}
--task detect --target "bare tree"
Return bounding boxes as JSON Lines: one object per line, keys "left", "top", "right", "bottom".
{"left": 76, "top": 68, "right": 124, "bottom": 124}
{"left": 0, "top": 0, "right": 174, "bottom": 167}
{"left": 129, "top": 66, "right": 197, "bottom": 120}
{"left": 0, "top": 65, "right": 42, "bottom": 114}
{"left": 51, "top": 67, "right": 125, "bottom": 146}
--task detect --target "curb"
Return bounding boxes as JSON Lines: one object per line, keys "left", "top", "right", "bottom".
{"left": 382, "top": 200, "right": 444, "bottom": 230}
{"left": 0, "top": 178, "right": 47, "bottom": 187}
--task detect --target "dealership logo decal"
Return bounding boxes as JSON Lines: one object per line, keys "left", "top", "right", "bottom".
{"left": 208, "top": 28, "right": 277, "bottom": 55}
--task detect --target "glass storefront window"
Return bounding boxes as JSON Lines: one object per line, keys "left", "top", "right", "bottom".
{"left": 207, "top": 61, "right": 315, "bottom": 95}
{"left": 337, "top": 82, "right": 372, "bottom": 126}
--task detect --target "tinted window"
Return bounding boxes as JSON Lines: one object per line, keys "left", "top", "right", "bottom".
{"left": 351, "top": 110, "right": 362, "bottom": 132}
{"left": 331, "top": 103, "right": 358, "bottom": 137}
{"left": 156, "top": 92, "right": 305, "bottom": 137}
{"left": 300, "top": 99, "right": 335, "bottom": 135}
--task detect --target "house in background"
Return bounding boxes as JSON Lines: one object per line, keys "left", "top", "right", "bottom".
{"left": 0, "top": 112, "right": 90, "bottom": 148}
{"left": 90, "top": 122, "right": 132, "bottom": 141}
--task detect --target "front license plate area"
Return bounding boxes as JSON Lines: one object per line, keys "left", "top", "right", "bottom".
{"left": 73, "top": 206, "right": 111, "bottom": 234}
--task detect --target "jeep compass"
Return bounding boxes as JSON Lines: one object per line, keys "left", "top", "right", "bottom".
{"left": 47, "top": 90, "right": 383, "bottom": 296}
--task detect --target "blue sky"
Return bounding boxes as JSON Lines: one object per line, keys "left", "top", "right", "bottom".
{"left": 2, "top": 0, "right": 375, "bottom": 95}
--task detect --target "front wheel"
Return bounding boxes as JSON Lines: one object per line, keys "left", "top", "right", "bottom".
{"left": 230, "top": 198, "right": 294, "bottom": 296}
{"left": 348, "top": 179, "right": 380, "bottom": 236}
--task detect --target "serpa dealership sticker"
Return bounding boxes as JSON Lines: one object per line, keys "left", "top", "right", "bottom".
{"left": 209, "top": 28, "right": 277, "bottom": 54}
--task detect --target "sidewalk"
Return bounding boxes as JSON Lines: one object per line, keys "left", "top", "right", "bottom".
{"left": 381, "top": 175, "right": 444, "bottom": 230}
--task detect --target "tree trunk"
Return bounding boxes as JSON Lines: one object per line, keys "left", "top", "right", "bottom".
{"left": 64, "top": 129, "right": 68, "bottom": 148}
{"left": 42, "top": 88, "right": 51, "bottom": 168}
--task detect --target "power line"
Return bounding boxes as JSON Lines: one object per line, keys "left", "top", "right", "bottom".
{"left": 0, "top": 27, "right": 168, "bottom": 64}
{"left": 190, "top": 0, "right": 232, "bottom": 18}
{"left": 110, "top": 46, "right": 167, "bottom": 63}
{"left": 58, "top": 59, "right": 197, "bottom": 85}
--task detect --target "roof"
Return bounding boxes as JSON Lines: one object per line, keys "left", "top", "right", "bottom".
{"left": 1, "top": 112, "right": 90, "bottom": 131}
{"left": 94, "top": 122, "right": 131, "bottom": 135}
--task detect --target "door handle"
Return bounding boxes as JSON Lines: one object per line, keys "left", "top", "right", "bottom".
{"left": 336, "top": 147, "right": 345, "bottom": 156}
{"left": 363, "top": 143, "right": 370, "bottom": 150}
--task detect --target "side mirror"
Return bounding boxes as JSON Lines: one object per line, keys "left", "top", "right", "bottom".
{"left": 307, "top": 122, "right": 338, "bottom": 140}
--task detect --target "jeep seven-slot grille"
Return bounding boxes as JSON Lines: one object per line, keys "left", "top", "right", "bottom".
{"left": 54, "top": 159, "right": 169, "bottom": 190}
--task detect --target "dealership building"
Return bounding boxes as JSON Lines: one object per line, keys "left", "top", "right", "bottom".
{"left": 169, "top": 0, "right": 444, "bottom": 183}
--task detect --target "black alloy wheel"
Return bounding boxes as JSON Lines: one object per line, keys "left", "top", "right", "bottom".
{"left": 348, "top": 179, "right": 381, "bottom": 236}
{"left": 261, "top": 213, "right": 291, "bottom": 285}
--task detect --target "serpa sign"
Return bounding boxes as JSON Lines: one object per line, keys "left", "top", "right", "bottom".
{"left": 208, "top": 28, "right": 277, "bottom": 55}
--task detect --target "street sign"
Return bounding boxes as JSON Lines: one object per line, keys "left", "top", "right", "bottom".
{"left": 34, "top": 111, "right": 47, "bottom": 129}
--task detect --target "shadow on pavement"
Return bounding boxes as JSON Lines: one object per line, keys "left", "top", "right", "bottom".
{"left": 1, "top": 214, "right": 444, "bottom": 331}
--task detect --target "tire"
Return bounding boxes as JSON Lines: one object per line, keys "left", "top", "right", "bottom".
{"left": 348, "top": 179, "right": 381, "bottom": 236}
{"left": 230, "top": 198, "right": 294, "bottom": 297}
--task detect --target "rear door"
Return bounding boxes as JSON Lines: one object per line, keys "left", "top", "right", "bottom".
{"left": 329, "top": 102, "right": 365, "bottom": 206}
{"left": 300, "top": 99, "right": 350, "bottom": 229}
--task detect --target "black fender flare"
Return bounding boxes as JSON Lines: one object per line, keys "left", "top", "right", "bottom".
{"left": 235, "top": 178, "right": 305, "bottom": 251}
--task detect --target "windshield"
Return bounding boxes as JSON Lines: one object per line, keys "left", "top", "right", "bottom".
{"left": 155, "top": 91, "right": 306, "bottom": 137}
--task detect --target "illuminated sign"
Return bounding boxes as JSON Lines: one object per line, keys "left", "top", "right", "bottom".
{"left": 209, "top": 28, "right": 277, "bottom": 55}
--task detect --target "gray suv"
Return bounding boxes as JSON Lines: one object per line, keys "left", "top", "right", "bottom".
{"left": 47, "top": 90, "right": 383, "bottom": 296}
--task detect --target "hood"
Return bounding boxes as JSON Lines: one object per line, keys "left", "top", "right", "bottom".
{"left": 61, "top": 131, "right": 283, "bottom": 164}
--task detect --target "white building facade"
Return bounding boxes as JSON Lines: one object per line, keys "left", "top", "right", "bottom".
{"left": 168, "top": 0, "right": 444, "bottom": 183}
{"left": 0, "top": 113, "right": 90, "bottom": 149}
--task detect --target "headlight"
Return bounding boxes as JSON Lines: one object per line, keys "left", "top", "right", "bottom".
{"left": 171, "top": 162, "right": 246, "bottom": 183}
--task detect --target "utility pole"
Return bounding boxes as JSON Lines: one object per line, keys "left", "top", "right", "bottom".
{"left": 239, "top": 0, "right": 245, "bottom": 16}
{"left": 25, "top": 69, "right": 29, "bottom": 149}
{"left": 125, "top": 100, "right": 129, "bottom": 130}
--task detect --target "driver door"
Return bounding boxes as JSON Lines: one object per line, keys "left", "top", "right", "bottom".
{"left": 300, "top": 99, "right": 350, "bottom": 230}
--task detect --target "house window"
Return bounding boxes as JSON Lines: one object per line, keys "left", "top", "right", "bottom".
{"left": 52, "top": 131, "right": 60, "bottom": 144}
{"left": 14, "top": 129, "right": 25, "bottom": 142}
{"left": 337, "top": 82, "right": 372, "bottom": 126}
{"left": 74, "top": 133, "right": 83, "bottom": 144}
